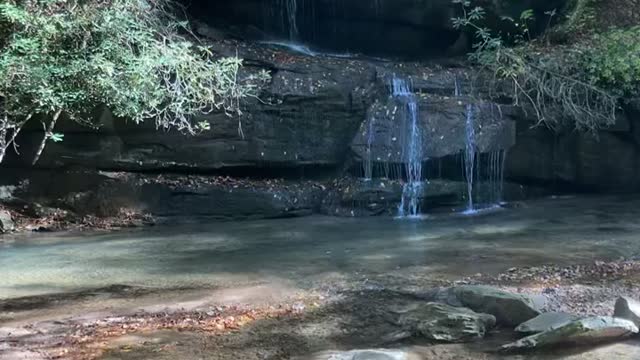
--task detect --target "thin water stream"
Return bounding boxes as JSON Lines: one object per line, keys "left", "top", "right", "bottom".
{"left": 393, "top": 77, "right": 424, "bottom": 217}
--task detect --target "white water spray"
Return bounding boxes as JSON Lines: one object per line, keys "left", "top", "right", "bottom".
{"left": 393, "top": 77, "right": 424, "bottom": 217}
{"left": 463, "top": 104, "right": 477, "bottom": 213}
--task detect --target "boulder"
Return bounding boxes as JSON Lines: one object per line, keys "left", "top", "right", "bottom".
{"left": 614, "top": 296, "right": 640, "bottom": 327}
{"left": 515, "top": 312, "right": 581, "bottom": 334}
{"left": 0, "top": 185, "right": 16, "bottom": 201}
{"left": 351, "top": 97, "right": 516, "bottom": 162}
{"left": 502, "top": 316, "right": 639, "bottom": 351}
{"left": 447, "top": 285, "right": 542, "bottom": 326}
{"left": 397, "top": 302, "right": 496, "bottom": 342}
{"left": 0, "top": 210, "right": 14, "bottom": 233}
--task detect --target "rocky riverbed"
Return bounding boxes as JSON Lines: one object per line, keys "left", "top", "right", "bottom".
{"left": 4, "top": 195, "right": 640, "bottom": 359}
{"left": 4, "top": 256, "right": 640, "bottom": 360}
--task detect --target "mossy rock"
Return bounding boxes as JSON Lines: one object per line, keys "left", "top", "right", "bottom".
{"left": 397, "top": 302, "right": 496, "bottom": 342}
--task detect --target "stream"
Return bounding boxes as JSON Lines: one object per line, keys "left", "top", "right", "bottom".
{"left": 3, "top": 195, "right": 640, "bottom": 300}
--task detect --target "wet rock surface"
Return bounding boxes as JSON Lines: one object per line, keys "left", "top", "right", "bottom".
{"left": 515, "top": 312, "right": 580, "bottom": 334}
{"left": 501, "top": 316, "right": 639, "bottom": 351}
{"left": 351, "top": 97, "right": 516, "bottom": 162}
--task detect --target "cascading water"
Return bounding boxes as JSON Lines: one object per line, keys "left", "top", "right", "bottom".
{"left": 455, "top": 76, "right": 478, "bottom": 213}
{"left": 393, "top": 77, "right": 424, "bottom": 218}
{"left": 487, "top": 149, "right": 507, "bottom": 205}
{"left": 363, "top": 116, "right": 375, "bottom": 181}
{"left": 463, "top": 104, "right": 477, "bottom": 213}
{"left": 373, "top": 0, "right": 382, "bottom": 16}
{"left": 285, "top": 0, "right": 299, "bottom": 40}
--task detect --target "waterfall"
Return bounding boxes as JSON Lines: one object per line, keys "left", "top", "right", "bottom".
{"left": 285, "top": 0, "right": 299, "bottom": 40}
{"left": 463, "top": 104, "right": 477, "bottom": 213}
{"left": 487, "top": 149, "right": 507, "bottom": 205}
{"left": 456, "top": 76, "right": 478, "bottom": 213}
{"left": 363, "top": 116, "right": 375, "bottom": 181}
{"left": 374, "top": 0, "right": 383, "bottom": 16}
{"left": 393, "top": 77, "right": 424, "bottom": 218}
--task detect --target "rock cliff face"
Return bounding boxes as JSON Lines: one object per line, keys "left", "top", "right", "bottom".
{"left": 11, "top": 40, "right": 515, "bottom": 174}
{"left": 508, "top": 99, "right": 640, "bottom": 192}
{"left": 2, "top": 37, "right": 522, "bottom": 219}
{"left": 351, "top": 97, "right": 516, "bottom": 163}
{"left": 13, "top": 44, "right": 376, "bottom": 171}
{"left": 2, "top": 1, "right": 639, "bottom": 222}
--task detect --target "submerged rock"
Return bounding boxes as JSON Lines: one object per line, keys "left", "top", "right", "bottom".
{"left": 0, "top": 210, "right": 14, "bottom": 233}
{"left": 397, "top": 302, "right": 496, "bottom": 342}
{"left": 614, "top": 296, "right": 640, "bottom": 327}
{"left": 448, "top": 285, "right": 541, "bottom": 326}
{"left": 502, "top": 316, "right": 639, "bottom": 351}
{"left": 515, "top": 312, "right": 581, "bottom": 334}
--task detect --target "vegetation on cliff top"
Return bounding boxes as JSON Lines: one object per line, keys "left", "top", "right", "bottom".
{"left": 454, "top": 0, "right": 639, "bottom": 133}
{"left": 0, "top": 0, "right": 266, "bottom": 164}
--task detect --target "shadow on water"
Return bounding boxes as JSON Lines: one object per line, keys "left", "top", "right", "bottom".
{"left": 0, "top": 285, "right": 201, "bottom": 313}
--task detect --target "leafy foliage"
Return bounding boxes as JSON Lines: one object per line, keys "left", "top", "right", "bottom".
{"left": 0, "top": 0, "right": 268, "bottom": 164}
{"left": 553, "top": 0, "right": 598, "bottom": 38}
{"left": 452, "top": 0, "right": 619, "bottom": 133}
{"left": 582, "top": 26, "right": 640, "bottom": 96}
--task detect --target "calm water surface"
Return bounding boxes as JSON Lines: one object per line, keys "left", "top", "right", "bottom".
{"left": 2, "top": 195, "right": 640, "bottom": 299}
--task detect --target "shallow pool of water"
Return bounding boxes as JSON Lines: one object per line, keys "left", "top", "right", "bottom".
{"left": 2, "top": 195, "right": 640, "bottom": 299}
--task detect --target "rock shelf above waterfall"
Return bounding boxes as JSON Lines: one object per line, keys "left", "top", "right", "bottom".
{"left": 10, "top": 38, "right": 516, "bottom": 175}
{"left": 351, "top": 96, "right": 516, "bottom": 163}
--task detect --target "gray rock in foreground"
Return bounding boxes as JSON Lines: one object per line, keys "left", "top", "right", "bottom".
{"left": 308, "top": 349, "right": 413, "bottom": 360}
{"left": 0, "top": 210, "right": 14, "bottom": 233}
{"left": 515, "top": 312, "right": 581, "bottom": 334}
{"left": 614, "top": 296, "right": 640, "bottom": 327}
{"left": 397, "top": 302, "right": 496, "bottom": 342}
{"left": 446, "top": 285, "right": 541, "bottom": 326}
{"left": 502, "top": 316, "right": 639, "bottom": 351}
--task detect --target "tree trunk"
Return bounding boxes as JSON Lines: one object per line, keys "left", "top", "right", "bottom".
{"left": 32, "top": 109, "right": 62, "bottom": 165}
{"left": 0, "top": 144, "right": 6, "bottom": 164}
{"left": 0, "top": 102, "right": 7, "bottom": 164}
{"left": 0, "top": 114, "right": 30, "bottom": 165}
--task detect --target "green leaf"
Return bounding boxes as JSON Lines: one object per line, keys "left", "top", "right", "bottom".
{"left": 50, "top": 133, "right": 64, "bottom": 142}
{"left": 520, "top": 9, "right": 535, "bottom": 22}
